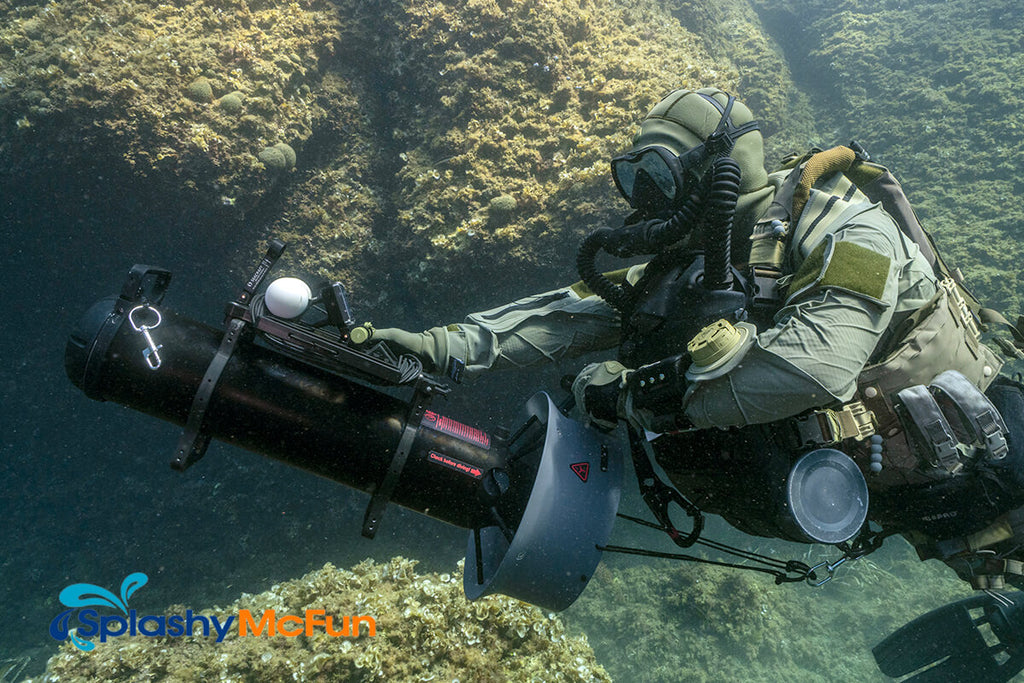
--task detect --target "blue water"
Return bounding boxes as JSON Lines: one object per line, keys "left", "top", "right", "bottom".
{"left": 4, "top": 0, "right": 1024, "bottom": 680}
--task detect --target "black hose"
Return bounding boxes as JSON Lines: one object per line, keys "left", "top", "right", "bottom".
{"left": 576, "top": 227, "right": 630, "bottom": 312}
{"left": 576, "top": 157, "right": 744, "bottom": 311}
{"left": 702, "top": 157, "right": 742, "bottom": 289}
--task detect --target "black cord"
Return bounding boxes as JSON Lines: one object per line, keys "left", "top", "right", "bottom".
{"left": 606, "top": 511, "right": 816, "bottom": 584}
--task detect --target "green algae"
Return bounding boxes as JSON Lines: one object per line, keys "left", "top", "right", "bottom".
{"left": 564, "top": 534, "right": 967, "bottom": 682}
{"left": 186, "top": 77, "right": 214, "bottom": 104}
{"left": 259, "top": 142, "right": 296, "bottom": 172}
{"left": 748, "top": 0, "right": 1024, "bottom": 318}
{"left": 258, "top": 145, "right": 289, "bottom": 172}
{"left": 215, "top": 91, "right": 244, "bottom": 114}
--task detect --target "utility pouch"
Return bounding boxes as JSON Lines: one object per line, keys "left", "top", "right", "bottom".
{"left": 859, "top": 280, "right": 1002, "bottom": 398}
{"left": 854, "top": 280, "right": 1003, "bottom": 486}
{"left": 896, "top": 370, "right": 1008, "bottom": 476}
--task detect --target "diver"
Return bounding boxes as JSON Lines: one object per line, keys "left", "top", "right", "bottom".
{"left": 368, "top": 87, "right": 1024, "bottom": 680}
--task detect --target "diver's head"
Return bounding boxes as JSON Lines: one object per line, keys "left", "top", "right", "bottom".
{"left": 611, "top": 88, "right": 768, "bottom": 216}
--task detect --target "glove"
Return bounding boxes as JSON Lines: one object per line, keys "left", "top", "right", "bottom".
{"left": 572, "top": 360, "right": 631, "bottom": 430}
{"left": 369, "top": 326, "right": 452, "bottom": 374}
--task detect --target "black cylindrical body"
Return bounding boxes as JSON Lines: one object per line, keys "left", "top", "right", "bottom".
{"left": 66, "top": 298, "right": 506, "bottom": 530}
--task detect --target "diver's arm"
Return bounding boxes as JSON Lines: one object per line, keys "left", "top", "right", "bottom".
{"left": 681, "top": 216, "right": 905, "bottom": 429}
{"left": 682, "top": 288, "right": 892, "bottom": 428}
{"left": 374, "top": 275, "right": 629, "bottom": 380}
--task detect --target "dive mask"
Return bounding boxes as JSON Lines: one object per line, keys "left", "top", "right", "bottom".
{"left": 611, "top": 94, "right": 761, "bottom": 211}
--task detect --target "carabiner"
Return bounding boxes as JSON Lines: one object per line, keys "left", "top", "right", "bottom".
{"left": 129, "top": 304, "right": 164, "bottom": 370}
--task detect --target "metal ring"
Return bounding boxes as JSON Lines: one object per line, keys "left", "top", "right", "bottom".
{"left": 129, "top": 304, "right": 162, "bottom": 331}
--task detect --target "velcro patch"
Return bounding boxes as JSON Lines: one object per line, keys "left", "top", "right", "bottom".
{"left": 787, "top": 238, "right": 890, "bottom": 303}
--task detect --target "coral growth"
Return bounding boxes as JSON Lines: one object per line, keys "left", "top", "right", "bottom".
{"left": 30, "top": 557, "right": 610, "bottom": 682}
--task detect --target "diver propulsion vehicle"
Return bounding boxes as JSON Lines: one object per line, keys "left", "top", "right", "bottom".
{"left": 63, "top": 241, "right": 623, "bottom": 612}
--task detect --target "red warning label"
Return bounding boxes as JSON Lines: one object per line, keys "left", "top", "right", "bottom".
{"left": 570, "top": 462, "right": 590, "bottom": 482}
{"left": 422, "top": 410, "right": 491, "bottom": 449}
{"left": 427, "top": 451, "right": 484, "bottom": 479}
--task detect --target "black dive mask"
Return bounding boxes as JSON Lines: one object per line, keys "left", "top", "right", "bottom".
{"left": 611, "top": 95, "right": 761, "bottom": 212}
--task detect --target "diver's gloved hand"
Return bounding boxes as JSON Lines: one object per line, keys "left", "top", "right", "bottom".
{"left": 369, "top": 326, "right": 452, "bottom": 374}
{"left": 572, "top": 361, "right": 631, "bottom": 430}
{"left": 623, "top": 353, "right": 693, "bottom": 434}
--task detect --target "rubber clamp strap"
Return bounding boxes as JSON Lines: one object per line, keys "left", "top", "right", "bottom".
{"left": 171, "top": 317, "right": 246, "bottom": 471}
{"left": 361, "top": 385, "right": 432, "bottom": 538}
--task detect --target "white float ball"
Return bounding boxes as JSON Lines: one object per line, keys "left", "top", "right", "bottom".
{"left": 264, "top": 277, "right": 312, "bottom": 318}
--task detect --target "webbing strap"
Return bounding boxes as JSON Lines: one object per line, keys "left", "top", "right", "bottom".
{"left": 897, "top": 384, "right": 966, "bottom": 474}
{"left": 362, "top": 381, "right": 433, "bottom": 539}
{"left": 795, "top": 401, "right": 875, "bottom": 446}
{"left": 172, "top": 316, "right": 246, "bottom": 471}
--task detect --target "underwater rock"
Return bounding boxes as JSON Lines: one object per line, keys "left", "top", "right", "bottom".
{"left": 749, "top": 0, "right": 1024, "bottom": 313}
{"left": 258, "top": 146, "right": 289, "bottom": 172}
{"left": 362, "top": 0, "right": 749, "bottom": 310}
{"left": 566, "top": 549, "right": 965, "bottom": 682}
{"left": 486, "top": 193, "right": 518, "bottom": 225}
{"left": 30, "top": 557, "right": 611, "bottom": 682}
{"left": 272, "top": 142, "right": 296, "bottom": 169}
{"left": 0, "top": 0, "right": 341, "bottom": 212}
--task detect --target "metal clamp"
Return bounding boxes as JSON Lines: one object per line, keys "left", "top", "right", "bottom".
{"left": 806, "top": 554, "right": 853, "bottom": 587}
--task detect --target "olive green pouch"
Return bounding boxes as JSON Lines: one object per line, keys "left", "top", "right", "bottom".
{"left": 859, "top": 284, "right": 1003, "bottom": 396}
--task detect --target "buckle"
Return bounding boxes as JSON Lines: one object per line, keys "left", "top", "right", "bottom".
{"left": 796, "top": 401, "right": 876, "bottom": 446}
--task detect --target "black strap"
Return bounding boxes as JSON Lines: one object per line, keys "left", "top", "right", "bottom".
{"left": 171, "top": 317, "right": 246, "bottom": 471}
{"left": 603, "top": 512, "right": 815, "bottom": 584}
{"left": 361, "top": 379, "right": 434, "bottom": 538}
{"left": 626, "top": 425, "right": 704, "bottom": 548}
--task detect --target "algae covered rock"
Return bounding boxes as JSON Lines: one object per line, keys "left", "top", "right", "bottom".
{"left": 0, "top": 0, "right": 341, "bottom": 212}
{"left": 363, "top": 0, "right": 744, "bottom": 310}
{"left": 186, "top": 77, "right": 214, "bottom": 103}
{"left": 487, "top": 193, "right": 518, "bottom": 225}
{"left": 253, "top": 0, "right": 756, "bottom": 313}
{"left": 259, "top": 142, "right": 296, "bottom": 172}
{"left": 31, "top": 557, "right": 610, "bottom": 682}
{"left": 215, "top": 91, "right": 244, "bottom": 113}
{"left": 566, "top": 547, "right": 966, "bottom": 682}
{"left": 749, "top": 0, "right": 1024, "bottom": 314}
{"left": 258, "top": 146, "right": 289, "bottom": 172}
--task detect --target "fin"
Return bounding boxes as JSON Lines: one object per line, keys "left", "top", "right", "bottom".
{"left": 873, "top": 591, "right": 1024, "bottom": 681}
